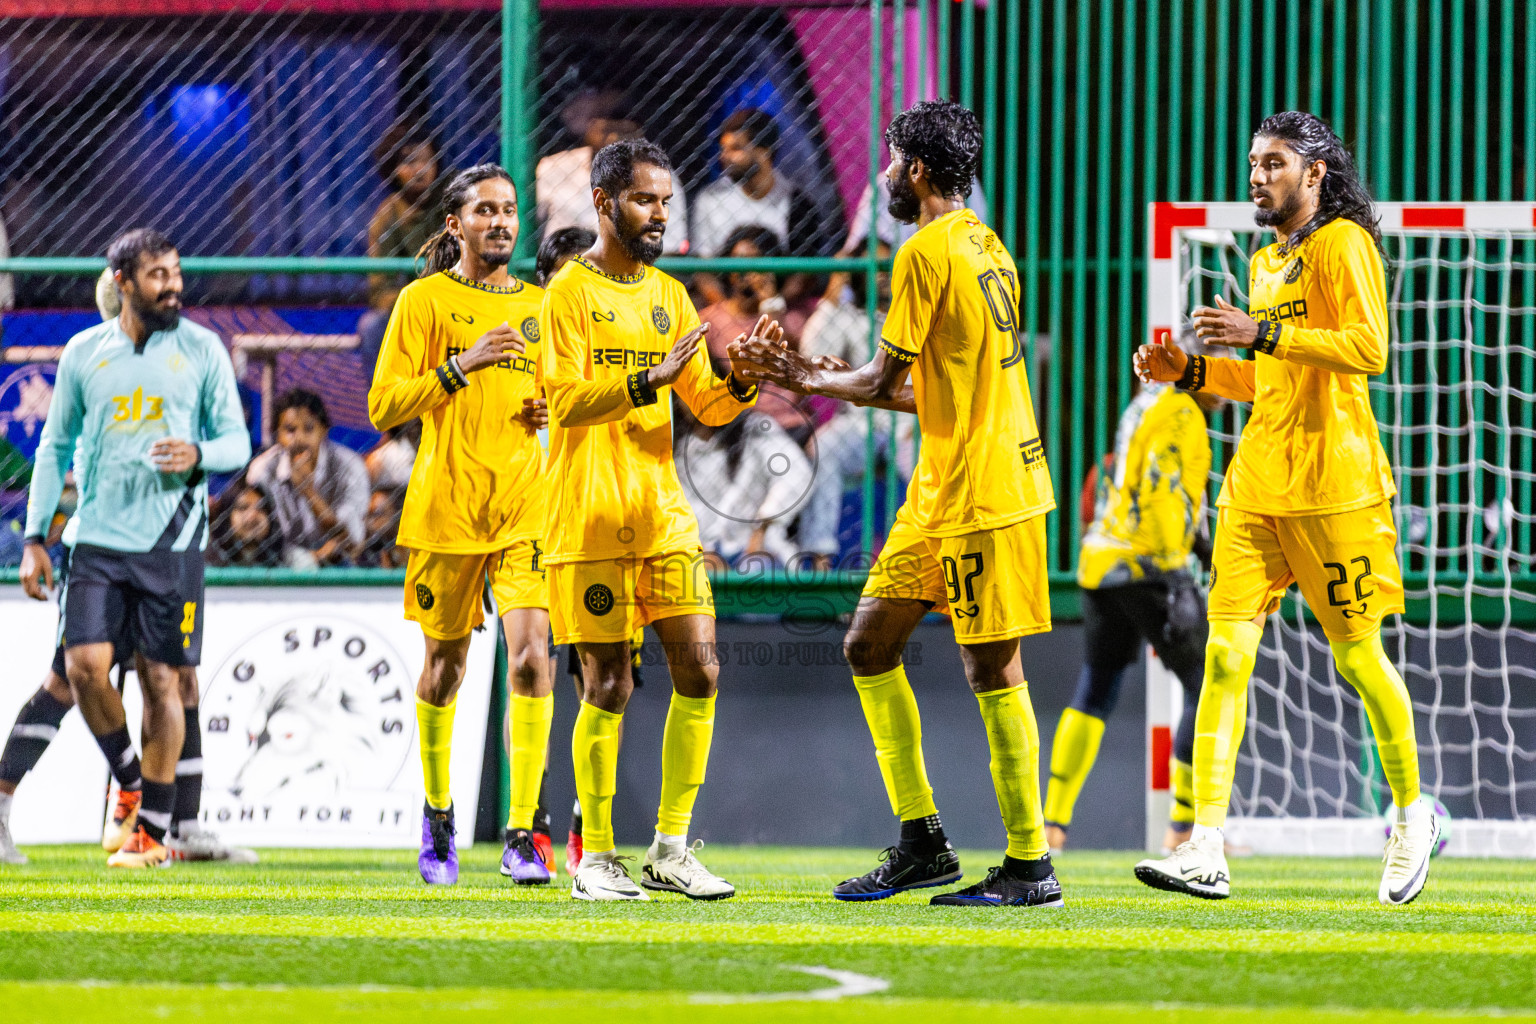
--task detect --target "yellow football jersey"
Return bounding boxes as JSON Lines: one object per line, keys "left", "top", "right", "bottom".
{"left": 1077, "top": 386, "right": 1211, "bottom": 589}
{"left": 541, "top": 256, "right": 757, "bottom": 564}
{"left": 880, "top": 209, "right": 1055, "bottom": 536}
{"left": 1209, "top": 217, "right": 1396, "bottom": 516}
{"left": 367, "top": 269, "right": 546, "bottom": 553}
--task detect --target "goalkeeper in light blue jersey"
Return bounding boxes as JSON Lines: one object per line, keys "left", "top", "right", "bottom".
{"left": 18, "top": 228, "right": 250, "bottom": 868}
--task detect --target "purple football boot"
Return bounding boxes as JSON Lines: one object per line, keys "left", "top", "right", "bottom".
{"left": 501, "top": 828, "right": 553, "bottom": 885}
{"left": 419, "top": 801, "right": 458, "bottom": 885}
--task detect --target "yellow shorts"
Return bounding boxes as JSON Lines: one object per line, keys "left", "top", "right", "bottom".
{"left": 549, "top": 549, "right": 715, "bottom": 645}
{"left": 1209, "top": 501, "right": 1404, "bottom": 642}
{"left": 404, "top": 540, "right": 548, "bottom": 641}
{"left": 862, "top": 508, "right": 1052, "bottom": 644}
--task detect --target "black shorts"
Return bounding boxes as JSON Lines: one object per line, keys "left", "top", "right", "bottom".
{"left": 1081, "top": 573, "right": 1206, "bottom": 680}
{"left": 61, "top": 544, "right": 205, "bottom": 667}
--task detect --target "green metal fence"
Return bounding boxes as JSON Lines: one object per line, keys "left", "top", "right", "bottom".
{"left": 0, "top": 0, "right": 1530, "bottom": 609}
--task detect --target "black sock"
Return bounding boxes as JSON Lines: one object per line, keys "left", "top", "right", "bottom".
{"left": 93, "top": 726, "right": 142, "bottom": 792}
{"left": 532, "top": 768, "right": 551, "bottom": 837}
{"left": 139, "top": 779, "right": 176, "bottom": 842}
{"left": 571, "top": 799, "right": 583, "bottom": 838}
{"left": 174, "top": 707, "right": 203, "bottom": 836}
{"left": 899, "top": 813, "right": 947, "bottom": 853}
{"left": 1002, "top": 853, "right": 1055, "bottom": 882}
{"left": 0, "top": 688, "right": 71, "bottom": 784}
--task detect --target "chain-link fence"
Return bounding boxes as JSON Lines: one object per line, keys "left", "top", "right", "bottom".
{"left": 0, "top": 1, "right": 943, "bottom": 573}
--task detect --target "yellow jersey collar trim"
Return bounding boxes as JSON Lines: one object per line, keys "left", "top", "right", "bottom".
{"left": 573, "top": 255, "right": 647, "bottom": 285}
{"left": 442, "top": 269, "right": 525, "bottom": 295}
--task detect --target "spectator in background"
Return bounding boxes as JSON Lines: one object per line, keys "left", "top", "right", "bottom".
{"left": 0, "top": 209, "right": 12, "bottom": 331}
{"left": 207, "top": 475, "right": 283, "bottom": 568}
{"left": 698, "top": 225, "right": 811, "bottom": 442}
{"left": 796, "top": 237, "right": 913, "bottom": 565}
{"left": 536, "top": 92, "right": 689, "bottom": 254}
{"left": 673, "top": 396, "right": 813, "bottom": 570}
{"left": 536, "top": 226, "right": 597, "bottom": 287}
{"left": 366, "top": 420, "right": 420, "bottom": 493}
{"left": 358, "top": 124, "right": 443, "bottom": 371}
{"left": 358, "top": 487, "right": 408, "bottom": 569}
{"left": 692, "top": 109, "right": 838, "bottom": 306}
{"left": 246, "top": 389, "right": 369, "bottom": 569}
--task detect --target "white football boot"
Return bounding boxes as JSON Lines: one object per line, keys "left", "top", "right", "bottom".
{"left": 571, "top": 852, "right": 650, "bottom": 902}
{"left": 167, "top": 825, "right": 259, "bottom": 864}
{"left": 1379, "top": 805, "right": 1438, "bottom": 906}
{"left": 641, "top": 838, "right": 736, "bottom": 901}
{"left": 1134, "top": 828, "right": 1231, "bottom": 899}
{"left": 0, "top": 814, "right": 27, "bottom": 865}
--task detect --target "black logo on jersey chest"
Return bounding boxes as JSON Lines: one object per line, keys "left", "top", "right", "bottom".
{"left": 1284, "top": 257, "right": 1305, "bottom": 284}
{"left": 450, "top": 312, "right": 476, "bottom": 324}
{"left": 520, "top": 316, "right": 540, "bottom": 343}
{"left": 651, "top": 305, "right": 671, "bottom": 334}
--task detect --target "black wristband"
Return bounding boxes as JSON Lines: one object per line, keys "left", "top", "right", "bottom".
{"left": 23, "top": 534, "right": 44, "bottom": 546}
{"left": 1176, "top": 353, "right": 1207, "bottom": 392}
{"left": 725, "top": 372, "right": 758, "bottom": 402}
{"left": 627, "top": 370, "right": 658, "bottom": 407}
{"left": 1254, "top": 319, "right": 1282, "bottom": 356}
{"left": 191, "top": 444, "right": 203, "bottom": 470}
{"left": 435, "top": 358, "right": 469, "bottom": 395}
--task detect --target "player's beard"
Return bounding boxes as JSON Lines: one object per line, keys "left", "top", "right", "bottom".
{"left": 616, "top": 208, "right": 664, "bottom": 265}
{"left": 477, "top": 238, "right": 513, "bottom": 268}
{"left": 887, "top": 168, "right": 921, "bottom": 224}
{"left": 130, "top": 290, "right": 181, "bottom": 333}
{"left": 1253, "top": 185, "right": 1303, "bottom": 229}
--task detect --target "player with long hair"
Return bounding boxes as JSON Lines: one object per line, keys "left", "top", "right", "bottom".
{"left": 1131, "top": 111, "right": 1435, "bottom": 905}
{"left": 368, "top": 164, "right": 554, "bottom": 885}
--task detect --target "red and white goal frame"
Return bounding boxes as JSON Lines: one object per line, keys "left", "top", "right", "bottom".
{"left": 1143, "top": 200, "right": 1536, "bottom": 855}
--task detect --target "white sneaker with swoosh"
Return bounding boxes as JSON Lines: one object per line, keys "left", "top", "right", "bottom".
{"left": 1133, "top": 832, "right": 1230, "bottom": 899}
{"left": 642, "top": 839, "right": 736, "bottom": 900}
{"left": 1380, "top": 810, "right": 1438, "bottom": 906}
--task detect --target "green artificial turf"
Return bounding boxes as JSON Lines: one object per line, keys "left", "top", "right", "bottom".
{"left": 0, "top": 845, "right": 1533, "bottom": 1022}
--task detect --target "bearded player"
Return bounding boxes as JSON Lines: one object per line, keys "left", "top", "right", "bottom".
{"left": 1132, "top": 111, "right": 1436, "bottom": 906}
{"left": 542, "top": 138, "right": 769, "bottom": 901}
{"left": 368, "top": 164, "right": 555, "bottom": 886}
{"left": 738, "top": 101, "right": 1063, "bottom": 908}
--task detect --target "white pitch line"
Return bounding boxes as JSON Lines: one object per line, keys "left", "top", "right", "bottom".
{"left": 691, "top": 965, "right": 890, "bottom": 1004}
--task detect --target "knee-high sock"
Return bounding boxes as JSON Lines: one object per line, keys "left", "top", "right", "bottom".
{"left": 1192, "top": 620, "right": 1263, "bottom": 828}
{"left": 852, "top": 666, "right": 938, "bottom": 821}
{"left": 572, "top": 702, "right": 622, "bottom": 853}
{"left": 1331, "top": 633, "right": 1421, "bottom": 808}
{"left": 0, "top": 688, "right": 71, "bottom": 785}
{"left": 657, "top": 692, "right": 716, "bottom": 836}
{"left": 506, "top": 694, "right": 554, "bottom": 831}
{"left": 174, "top": 706, "right": 203, "bottom": 836}
{"left": 976, "top": 681, "right": 1047, "bottom": 860}
{"left": 1044, "top": 707, "right": 1105, "bottom": 827}
{"left": 415, "top": 697, "right": 456, "bottom": 811}
{"left": 93, "top": 725, "right": 142, "bottom": 793}
{"left": 1170, "top": 759, "right": 1196, "bottom": 826}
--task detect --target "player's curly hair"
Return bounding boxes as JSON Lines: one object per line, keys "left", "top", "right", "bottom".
{"left": 1254, "top": 111, "right": 1386, "bottom": 260}
{"left": 884, "top": 101, "right": 980, "bottom": 201}
{"left": 590, "top": 137, "right": 672, "bottom": 196}
{"left": 418, "top": 164, "right": 516, "bottom": 276}
{"left": 536, "top": 226, "right": 596, "bottom": 286}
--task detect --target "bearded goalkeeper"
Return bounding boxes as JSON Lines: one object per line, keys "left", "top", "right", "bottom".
{"left": 1132, "top": 111, "right": 1435, "bottom": 906}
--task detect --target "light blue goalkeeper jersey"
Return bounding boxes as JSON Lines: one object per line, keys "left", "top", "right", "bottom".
{"left": 25, "top": 317, "right": 251, "bottom": 553}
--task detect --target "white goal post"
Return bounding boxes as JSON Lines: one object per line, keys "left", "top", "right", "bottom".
{"left": 1145, "top": 201, "right": 1536, "bottom": 858}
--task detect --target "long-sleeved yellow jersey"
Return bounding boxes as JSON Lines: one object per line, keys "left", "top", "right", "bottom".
{"left": 879, "top": 209, "right": 1055, "bottom": 536}
{"left": 367, "top": 269, "right": 546, "bottom": 553}
{"left": 541, "top": 256, "right": 757, "bottom": 564}
{"left": 1200, "top": 217, "right": 1396, "bottom": 516}
{"left": 1077, "top": 386, "right": 1211, "bottom": 589}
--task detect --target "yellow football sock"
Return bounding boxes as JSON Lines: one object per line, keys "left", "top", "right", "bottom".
{"left": 976, "top": 681, "right": 1048, "bottom": 860}
{"left": 1192, "top": 619, "right": 1263, "bottom": 827}
{"left": 1330, "top": 632, "right": 1421, "bottom": 808}
{"left": 506, "top": 694, "right": 554, "bottom": 831}
{"left": 852, "top": 666, "right": 938, "bottom": 821}
{"left": 656, "top": 692, "right": 716, "bottom": 836}
{"left": 1170, "top": 759, "right": 1196, "bottom": 826}
{"left": 571, "top": 702, "right": 622, "bottom": 853}
{"left": 415, "top": 697, "right": 457, "bottom": 810}
{"left": 1043, "top": 707, "right": 1105, "bottom": 827}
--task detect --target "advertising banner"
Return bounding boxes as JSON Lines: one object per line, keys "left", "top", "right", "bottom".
{"left": 2, "top": 586, "right": 495, "bottom": 848}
